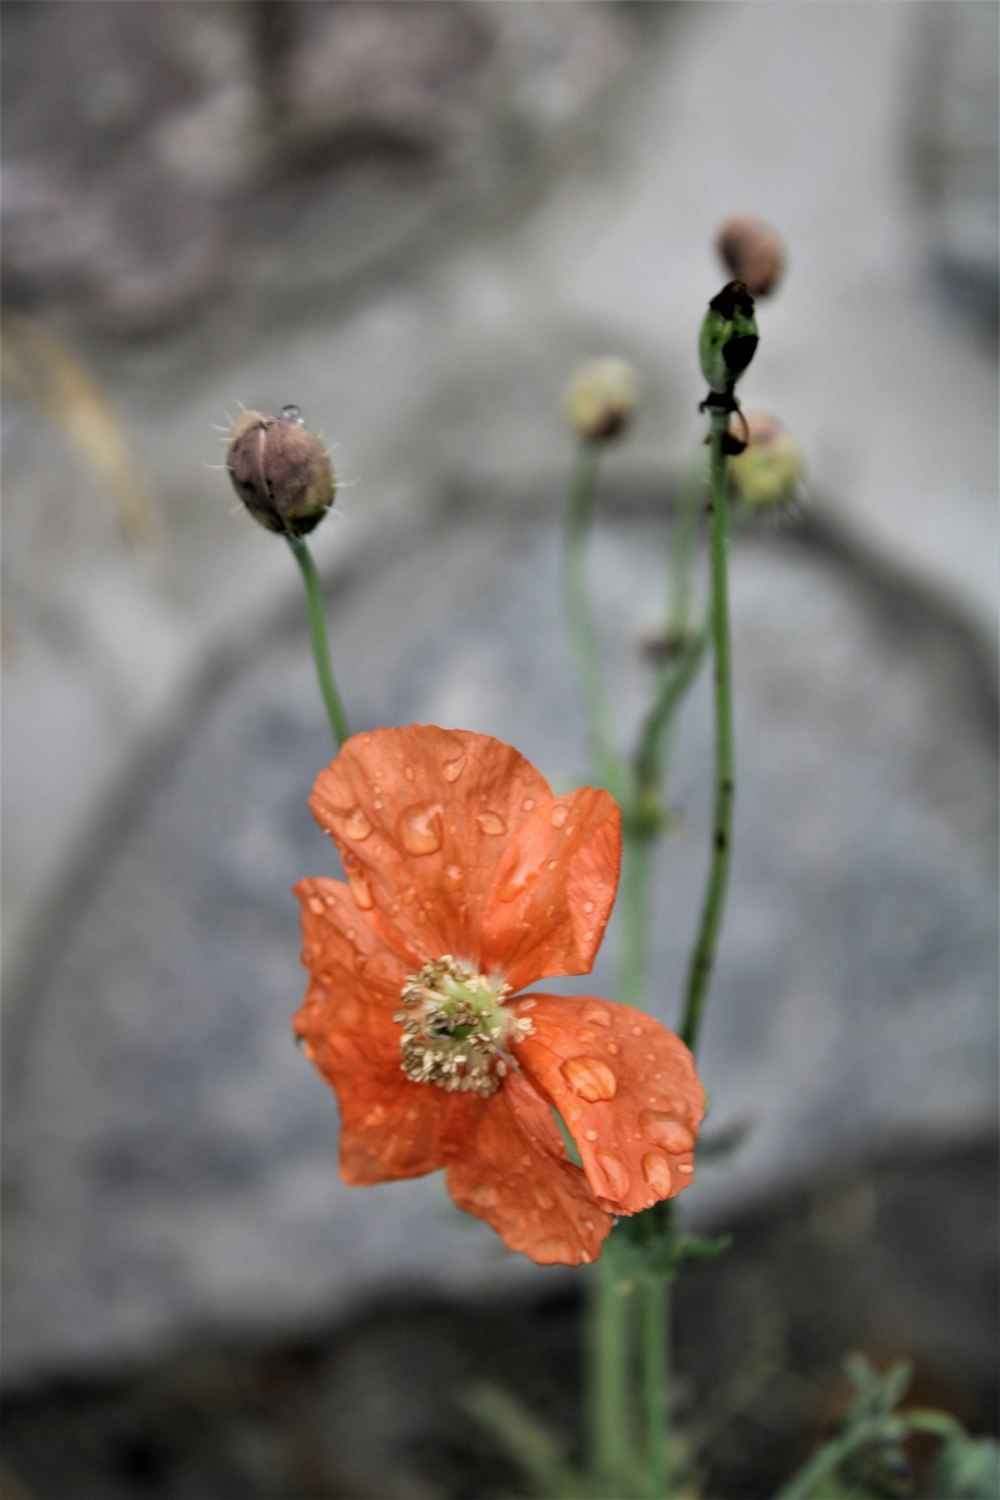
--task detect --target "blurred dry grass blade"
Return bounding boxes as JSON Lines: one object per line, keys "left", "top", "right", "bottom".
{"left": 1, "top": 309, "right": 158, "bottom": 546}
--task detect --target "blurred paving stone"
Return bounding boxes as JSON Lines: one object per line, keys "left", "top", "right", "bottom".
{"left": 3, "top": 487, "right": 996, "bottom": 1385}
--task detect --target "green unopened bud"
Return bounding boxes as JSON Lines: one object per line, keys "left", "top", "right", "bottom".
{"left": 729, "top": 410, "right": 804, "bottom": 511}
{"left": 226, "top": 405, "right": 335, "bottom": 536}
{"left": 716, "top": 216, "right": 785, "bottom": 298}
{"left": 698, "top": 281, "right": 759, "bottom": 397}
{"left": 564, "top": 357, "right": 640, "bottom": 442}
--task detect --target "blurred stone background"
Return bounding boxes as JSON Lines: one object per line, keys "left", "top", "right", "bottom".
{"left": 2, "top": 3, "right": 997, "bottom": 1497}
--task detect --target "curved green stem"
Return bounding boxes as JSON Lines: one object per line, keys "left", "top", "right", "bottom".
{"left": 564, "top": 442, "right": 628, "bottom": 801}
{"left": 679, "top": 410, "right": 735, "bottom": 1055}
{"left": 773, "top": 1419, "right": 888, "bottom": 1500}
{"left": 286, "top": 534, "right": 351, "bottom": 751}
{"left": 640, "top": 1276, "right": 672, "bottom": 1499}
{"left": 667, "top": 445, "right": 709, "bottom": 643}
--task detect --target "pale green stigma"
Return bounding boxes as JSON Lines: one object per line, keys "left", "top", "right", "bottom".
{"left": 395, "top": 956, "right": 531, "bottom": 1097}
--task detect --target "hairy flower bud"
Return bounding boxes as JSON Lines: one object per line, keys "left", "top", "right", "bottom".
{"left": 698, "top": 281, "right": 759, "bottom": 397}
{"left": 716, "top": 215, "right": 785, "bottom": 298}
{"left": 226, "top": 406, "right": 335, "bottom": 536}
{"left": 564, "top": 357, "right": 640, "bottom": 442}
{"left": 729, "top": 410, "right": 804, "bottom": 511}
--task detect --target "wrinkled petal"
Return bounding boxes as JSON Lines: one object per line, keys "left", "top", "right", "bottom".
{"left": 445, "top": 1071, "right": 612, "bottom": 1265}
{"left": 480, "top": 787, "right": 621, "bottom": 991}
{"left": 295, "top": 876, "right": 478, "bottom": 1181}
{"left": 511, "top": 995, "right": 705, "bottom": 1216}
{"left": 309, "top": 726, "right": 552, "bottom": 969}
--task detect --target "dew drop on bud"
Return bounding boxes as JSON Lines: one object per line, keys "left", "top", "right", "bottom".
{"left": 280, "top": 404, "right": 304, "bottom": 423}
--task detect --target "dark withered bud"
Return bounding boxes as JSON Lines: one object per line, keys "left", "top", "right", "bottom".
{"left": 226, "top": 405, "right": 335, "bottom": 536}
{"left": 699, "top": 281, "right": 759, "bottom": 396}
{"left": 716, "top": 215, "right": 785, "bottom": 298}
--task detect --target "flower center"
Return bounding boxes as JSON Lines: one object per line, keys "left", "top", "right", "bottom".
{"left": 394, "top": 956, "right": 531, "bottom": 1097}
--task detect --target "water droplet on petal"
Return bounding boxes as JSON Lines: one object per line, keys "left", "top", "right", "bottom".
{"left": 583, "top": 900, "right": 595, "bottom": 914}
{"left": 521, "top": 797, "right": 536, "bottom": 812}
{"left": 444, "top": 864, "right": 463, "bottom": 887}
{"left": 678, "top": 1163, "right": 694, "bottom": 1175}
{"left": 469, "top": 1183, "right": 499, "bottom": 1208}
{"left": 596, "top": 1152, "right": 630, "bottom": 1200}
{"left": 347, "top": 868, "right": 374, "bottom": 910}
{"left": 307, "top": 895, "right": 325, "bottom": 915}
{"left": 518, "top": 998, "right": 537, "bottom": 1011}
{"left": 404, "top": 765, "right": 415, "bottom": 782}
{"left": 641, "top": 1150, "right": 674, "bottom": 1196}
{"left": 551, "top": 804, "right": 569, "bottom": 829}
{"left": 476, "top": 810, "right": 507, "bottom": 836}
{"left": 399, "top": 802, "right": 443, "bottom": 855}
{"left": 521, "top": 1153, "right": 533, "bottom": 1168}
{"left": 562, "top": 1057, "right": 618, "bottom": 1103}
{"left": 364, "top": 1103, "right": 386, "bottom": 1125}
{"left": 401, "top": 885, "right": 418, "bottom": 906}
{"left": 585, "top": 1129, "right": 598, "bottom": 1142}
{"left": 576, "top": 1027, "right": 597, "bottom": 1044}
{"left": 639, "top": 1111, "right": 695, "bottom": 1154}
{"left": 342, "top": 806, "right": 372, "bottom": 840}
{"left": 605, "top": 1041, "right": 620, "bottom": 1055}
{"left": 442, "top": 755, "right": 465, "bottom": 782}
{"left": 581, "top": 1000, "right": 612, "bottom": 1027}
{"left": 534, "top": 1184, "right": 554, "bottom": 1210}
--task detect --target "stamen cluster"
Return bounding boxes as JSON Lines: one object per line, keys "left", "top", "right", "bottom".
{"left": 395, "top": 956, "right": 529, "bottom": 1097}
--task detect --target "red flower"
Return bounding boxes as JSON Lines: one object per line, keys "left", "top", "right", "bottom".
{"left": 295, "top": 726, "right": 704, "bottom": 1265}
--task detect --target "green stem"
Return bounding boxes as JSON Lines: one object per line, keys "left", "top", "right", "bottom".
{"left": 635, "top": 614, "right": 709, "bottom": 797}
{"left": 564, "top": 442, "right": 627, "bottom": 800}
{"left": 588, "top": 832, "right": 653, "bottom": 1491}
{"left": 667, "top": 446, "right": 708, "bottom": 644}
{"left": 286, "top": 534, "right": 351, "bottom": 750}
{"left": 589, "top": 1245, "right": 632, "bottom": 1492}
{"left": 772, "top": 1419, "right": 888, "bottom": 1500}
{"left": 679, "top": 409, "right": 735, "bottom": 1055}
{"left": 640, "top": 1277, "right": 672, "bottom": 1499}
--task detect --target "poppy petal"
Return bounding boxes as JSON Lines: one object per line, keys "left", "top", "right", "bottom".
{"left": 445, "top": 1071, "right": 612, "bottom": 1264}
{"left": 511, "top": 995, "right": 705, "bottom": 1216}
{"left": 308, "top": 726, "right": 552, "bottom": 969}
{"left": 295, "top": 876, "right": 479, "bottom": 1181}
{"left": 480, "top": 787, "right": 621, "bottom": 991}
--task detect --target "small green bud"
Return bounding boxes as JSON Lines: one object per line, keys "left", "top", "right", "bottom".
{"left": 226, "top": 405, "right": 335, "bottom": 537}
{"left": 728, "top": 410, "right": 804, "bottom": 511}
{"left": 564, "top": 357, "right": 640, "bottom": 442}
{"left": 716, "top": 215, "right": 785, "bottom": 298}
{"left": 698, "top": 281, "right": 759, "bottom": 397}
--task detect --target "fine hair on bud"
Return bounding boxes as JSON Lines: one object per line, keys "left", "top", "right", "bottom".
{"left": 226, "top": 407, "right": 336, "bottom": 537}
{"left": 716, "top": 215, "right": 785, "bottom": 298}
{"left": 564, "top": 357, "right": 640, "bottom": 443}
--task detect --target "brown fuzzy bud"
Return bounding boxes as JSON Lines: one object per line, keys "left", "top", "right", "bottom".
{"left": 716, "top": 216, "right": 785, "bottom": 298}
{"left": 226, "top": 406, "right": 335, "bottom": 536}
{"left": 729, "top": 409, "right": 804, "bottom": 511}
{"left": 564, "top": 357, "right": 640, "bottom": 442}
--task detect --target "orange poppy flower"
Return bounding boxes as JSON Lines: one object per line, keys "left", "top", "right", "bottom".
{"left": 294, "top": 725, "right": 705, "bottom": 1265}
